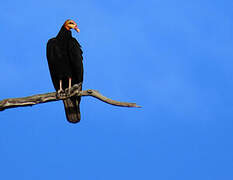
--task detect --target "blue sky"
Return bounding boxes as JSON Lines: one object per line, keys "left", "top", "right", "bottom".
{"left": 0, "top": 0, "right": 233, "bottom": 179}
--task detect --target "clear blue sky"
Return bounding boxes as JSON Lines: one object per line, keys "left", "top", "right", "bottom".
{"left": 0, "top": 0, "right": 233, "bottom": 179}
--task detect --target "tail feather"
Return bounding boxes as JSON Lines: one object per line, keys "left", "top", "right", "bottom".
{"left": 63, "top": 97, "right": 81, "bottom": 123}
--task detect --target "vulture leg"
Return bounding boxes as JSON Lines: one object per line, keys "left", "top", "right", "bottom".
{"left": 69, "top": 77, "right": 72, "bottom": 89}
{"left": 65, "top": 77, "right": 72, "bottom": 95}
{"left": 57, "top": 80, "right": 65, "bottom": 97}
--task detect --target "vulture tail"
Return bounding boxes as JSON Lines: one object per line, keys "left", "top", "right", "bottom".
{"left": 63, "top": 97, "right": 81, "bottom": 123}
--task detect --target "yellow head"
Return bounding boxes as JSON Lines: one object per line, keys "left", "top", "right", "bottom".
{"left": 63, "top": 19, "right": 80, "bottom": 33}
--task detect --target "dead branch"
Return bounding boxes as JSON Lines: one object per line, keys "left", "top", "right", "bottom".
{"left": 0, "top": 84, "right": 141, "bottom": 111}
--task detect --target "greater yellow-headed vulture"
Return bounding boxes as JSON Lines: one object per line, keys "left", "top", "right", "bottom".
{"left": 46, "top": 19, "right": 83, "bottom": 123}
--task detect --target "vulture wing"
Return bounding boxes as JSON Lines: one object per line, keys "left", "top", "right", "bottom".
{"left": 46, "top": 38, "right": 72, "bottom": 90}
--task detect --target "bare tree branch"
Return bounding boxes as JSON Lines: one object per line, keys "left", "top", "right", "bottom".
{"left": 0, "top": 84, "right": 141, "bottom": 111}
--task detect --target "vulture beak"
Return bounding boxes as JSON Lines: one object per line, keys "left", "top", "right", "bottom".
{"left": 74, "top": 26, "right": 80, "bottom": 33}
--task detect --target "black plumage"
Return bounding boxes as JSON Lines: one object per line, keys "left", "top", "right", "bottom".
{"left": 46, "top": 20, "right": 83, "bottom": 123}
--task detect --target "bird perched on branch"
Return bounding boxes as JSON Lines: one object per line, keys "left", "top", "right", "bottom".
{"left": 46, "top": 19, "right": 84, "bottom": 123}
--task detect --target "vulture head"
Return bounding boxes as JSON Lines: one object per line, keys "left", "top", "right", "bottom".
{"left": 64, "top": 19, "right": 80, "bottom": 33}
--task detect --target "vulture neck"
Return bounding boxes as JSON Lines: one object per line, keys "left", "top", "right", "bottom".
{"left": 56, "top": 26, "right": 72, "bottom": 42}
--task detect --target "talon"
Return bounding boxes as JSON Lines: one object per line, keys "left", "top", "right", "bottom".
{"left": 57, "top": 89, "right": 64, "bottom": 94}
{"left": 65, "top": 88, "right": 71, "bottom": 95}
{"left": 56, "top": 89, "right": 66, "bottom": 98}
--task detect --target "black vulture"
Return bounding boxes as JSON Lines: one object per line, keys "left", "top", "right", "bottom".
{"left": 46, "top": 19, "right": 83, "bottom": 123}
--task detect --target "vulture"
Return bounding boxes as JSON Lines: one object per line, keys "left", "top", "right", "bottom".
{"left": 46, "top": 19, "right": 83, "bottom": 123}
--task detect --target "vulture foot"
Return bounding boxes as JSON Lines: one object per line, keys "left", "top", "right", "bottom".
{"left": 56, "top": 89, "right": 66, "bottom": 98}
